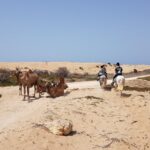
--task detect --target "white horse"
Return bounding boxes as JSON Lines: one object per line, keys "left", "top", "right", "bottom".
{"left": 98, "top": 75, "right": 107, "bottom": 88}
{"left": 114, "top": 75, "right": 125, "bottom": 93}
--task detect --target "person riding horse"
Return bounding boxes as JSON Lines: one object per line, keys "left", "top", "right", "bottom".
{"left": 111, "top": 62, "right": 123, "bottom": 86}
{"left": 97, "top": 65, "right": 107, "bottom": 80}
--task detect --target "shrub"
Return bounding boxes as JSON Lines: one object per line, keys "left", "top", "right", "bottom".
{"left": 133, "top": 69, "right": 138, "bottom": 73}
{"left": 55, "top": 67, "right": 70, "bottom": 78}
{"left": 0, "top": 69, "right": 11, "bottom": 83}
{"left": 0, "top": 69, "right": 17, "bottom": 86}
{"left": 0, "top": 72, "right": 9, "bottom": 83}
{"left": 79, "top": 67, "right": 84, "bottom": 70}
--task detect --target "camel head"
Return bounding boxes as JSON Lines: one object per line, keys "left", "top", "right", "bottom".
{"left": 59, "top": 77, "right": 68, "bottom": 89}
{"left": 15, "top": 68, "right": 22, "bottom": 81}
{"left": 59, "top": 77, "right": 65, "bottom": 84}
{"left": 64, "top": 83, "right": 68, "bottom": 89}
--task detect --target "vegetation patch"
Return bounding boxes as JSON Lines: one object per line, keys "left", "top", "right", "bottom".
{"left": 1, "top": 67, "right": 150, "bottom": 87}
{"left": 139, "top": 76, "right": 150, "bottom": 81}
{"left": 0, "top": 69, "right": 17, "bottom": 86}
{"left": 124, "top": 86, "right": 150, "bottom": 92}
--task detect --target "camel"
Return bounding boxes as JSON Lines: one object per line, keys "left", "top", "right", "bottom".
{"left": 46, "top": 77, "right": 68, "bottom": 98}
{"left": 37, "top": 82, "right": 47, "bottom": 97}
{"left": 36, "top": 79, "right": 58, "bottom": 97}
{"left": 23, "top": 70, "right": 39, "bottom": 101}
{"left": 15, "top": 68, "right": 39, "bottom": 101}
{"left": 15, "top": 68, "right": 26, "bottom": 95}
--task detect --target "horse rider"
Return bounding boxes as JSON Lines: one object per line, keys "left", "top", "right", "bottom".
{"left": 111, "top": 62, "right": 123, "bottom": 86}
{"left": 97, "top": 65, "right": 107, "bottom": 80}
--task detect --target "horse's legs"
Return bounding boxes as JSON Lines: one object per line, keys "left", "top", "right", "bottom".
{"left": 104, "top": 79, "right": 107, "bottom": 86}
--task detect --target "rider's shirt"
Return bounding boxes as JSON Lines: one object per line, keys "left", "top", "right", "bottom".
{"left": 115, "top": 66, "right": 123, "bottom": 75}
{"left": 98, "top": 68, "right": 107, "bottom": 77}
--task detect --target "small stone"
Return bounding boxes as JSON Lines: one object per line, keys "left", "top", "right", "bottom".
{"left": 45, "top": 119, "right": 73, "bottom": 136}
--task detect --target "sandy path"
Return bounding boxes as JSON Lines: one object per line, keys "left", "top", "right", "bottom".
{"left": 68, "top": 74, "right": 150, "bottom": 89}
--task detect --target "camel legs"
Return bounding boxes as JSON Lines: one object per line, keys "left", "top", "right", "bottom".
{"left": 19, "top": 84, "right": 22, "bottom": 95}
{"left": 34, "top": 85, "right": 41, "bottom": 99}
{"left": 27, "top": 87, "right": 30, "bottom": 102}
{"left": 23, "top": 86, "right": 26, "bottom": 100}
{"left": 33, "top": 85, "right": 37, "bottom": 98}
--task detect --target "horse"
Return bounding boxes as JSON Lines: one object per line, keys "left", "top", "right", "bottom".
{"left": 98, "top": 75, "right": 107, "bottom": 88}
{"left": 113, "top": 75, "right": 125, "bottom": 94}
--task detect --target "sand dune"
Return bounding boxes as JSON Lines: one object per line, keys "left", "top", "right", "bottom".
{"left": 0, "top": 62, "right": 150, "bottom": 74}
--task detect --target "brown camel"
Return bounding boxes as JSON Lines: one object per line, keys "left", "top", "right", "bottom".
{"left": 23, "top": 70, "right": 39, "bottom": 101}
{"left": 15, "top": 69, "right": 39, "bottom": 101}
{"left": 15, "top": 68, "right": 26, "bottom": 95}
{"left": 47, "top": 77, "right": 68, "bottom": 98}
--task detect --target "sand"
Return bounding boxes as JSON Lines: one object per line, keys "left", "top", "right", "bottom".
{"left": 0, "top": 77, "right": 150, "bottom": 150}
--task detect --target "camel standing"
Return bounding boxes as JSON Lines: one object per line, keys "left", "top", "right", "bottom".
{"left": 15, "top": 68, "right": 25, "bottom": 95}
{"left": 23, "top": 70, "right": 39, "bottom": 101}
{"left": 15, "top": 69, "right": 39, "bottom": 101}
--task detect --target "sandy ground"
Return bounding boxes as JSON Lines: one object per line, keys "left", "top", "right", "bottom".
{"left": 0, "top": 77, "right": 150, "bottom": 150}
{"left": 0, "top": 62, "right": 150, "bottom": 74}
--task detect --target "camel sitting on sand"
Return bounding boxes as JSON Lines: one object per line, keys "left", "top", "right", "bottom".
{"left": 46, "top": 77, "right": 68, "bottom": 98}
{"left": 37, "top": 79, "right": 58, "bottom": 97}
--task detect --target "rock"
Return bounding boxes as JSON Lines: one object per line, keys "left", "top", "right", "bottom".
{"left": 45, "top": 119, "right": 73, "bottom": 136}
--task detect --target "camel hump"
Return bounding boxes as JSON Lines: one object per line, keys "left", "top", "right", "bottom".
{"left": 26, "top": 71, "right": 30, "bottom": 78}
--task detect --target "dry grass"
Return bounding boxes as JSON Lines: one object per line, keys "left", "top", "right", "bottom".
{"left": 99, "top": 82, "right": 150, "bottom": 92}
{"left": 124, "top": 86, "right": 150, "bottom": 92}
{"left": 139, "top": 76, "right": 150, "bottom": 81}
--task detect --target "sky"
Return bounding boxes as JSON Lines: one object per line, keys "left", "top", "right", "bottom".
{"left": 0, "top": 0, "right": 150, "bottom": 64}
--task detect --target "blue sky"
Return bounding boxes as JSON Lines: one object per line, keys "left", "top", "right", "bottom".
{"left": 0, "top": 0, "right": 150, "bottom": 64}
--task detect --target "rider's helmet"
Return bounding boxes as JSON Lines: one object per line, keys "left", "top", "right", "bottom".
{"left": 116, "top": 62, "right": 120, "bottom": 66}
